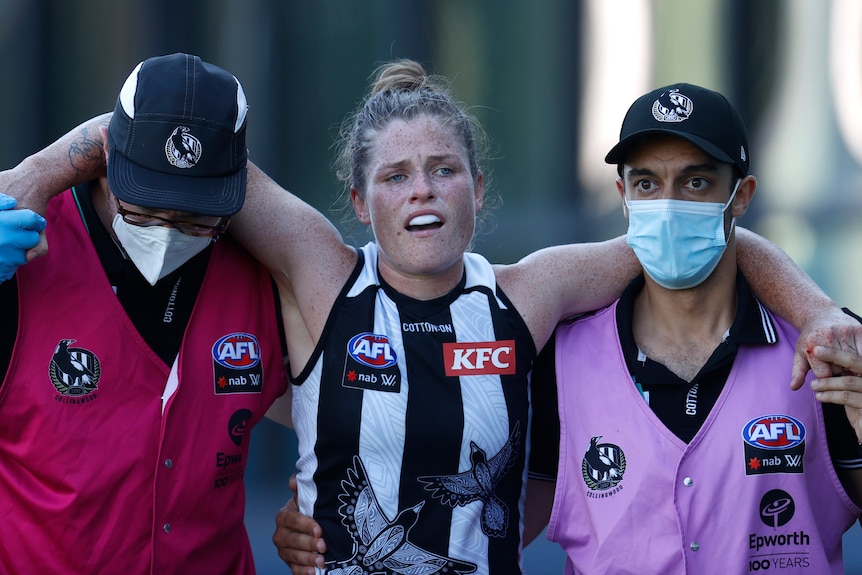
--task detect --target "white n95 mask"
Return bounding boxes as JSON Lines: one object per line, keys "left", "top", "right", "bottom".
{"left": 625, "top": 180, "right": 739, "bottom": 290}
{"left": 112, "top": 214, "right": 212, "bottom": 286}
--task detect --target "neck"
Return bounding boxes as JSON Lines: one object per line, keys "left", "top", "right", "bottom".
{"left": 90, "top": 178, "right": 115, "bottom": 235}
{"left": 377, "top": 259, "right": 464, "bottom": 301}
{"left": 632, "top": 253, "right": 738, "bottom": 381}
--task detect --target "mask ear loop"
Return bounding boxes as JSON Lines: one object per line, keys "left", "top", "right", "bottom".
{"left": 723, "top": 178, "right": 742, "bottom": 237}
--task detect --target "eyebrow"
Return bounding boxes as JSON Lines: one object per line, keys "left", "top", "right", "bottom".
{"left": 378, "top": 154, "right": 460, "bottom": 170}
{"left": 624, "top": 163, "right": 721, "bottom": 178}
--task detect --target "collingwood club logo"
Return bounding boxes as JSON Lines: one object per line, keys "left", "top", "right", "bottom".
{"left": 582, "top": 435, "right": 626, "bottom": 494}
{"left": 652, "top": 88, "right": 694, "bottom": 123}
{"left": 165, "top": 126, "right": 202, "bottom": 169}
{"left": 49, "top": 339, "right": 101, "bottom": 397}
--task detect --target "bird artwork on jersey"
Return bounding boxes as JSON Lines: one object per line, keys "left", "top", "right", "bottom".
{"left": 323, "top": 424, "right": 521, "bottom": 574}
{"left": 418, "top": 422, "right": 520, "bottom": 538}
{"left": 325, "top": 456, "right": 477, "bottom": 575}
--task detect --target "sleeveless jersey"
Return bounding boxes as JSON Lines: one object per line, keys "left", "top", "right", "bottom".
{"left": 0, "top": 190, "right": 287, "bottom": 574}
{"left": 548, "top": 302, "right": 860, "bottom": 574}
{"left": 292, "top": 242, "right": 536, "bottom": 575}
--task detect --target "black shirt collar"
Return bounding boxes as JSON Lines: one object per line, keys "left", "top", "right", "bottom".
{"left": 617, "top": 272, "right": 778, "bottom": 383}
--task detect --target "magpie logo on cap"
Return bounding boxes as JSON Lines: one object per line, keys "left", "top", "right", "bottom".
{"left": 165, "top": 126, "right": 202, "bottom": 169}
{"left": 107, "top": 52, "right": 249, "bottom": 216}
{"left": 605, "top": 82, "right": 751, "bottom": 176}
{"left": 651, "top": 88, "right": 694, "bottom": 123}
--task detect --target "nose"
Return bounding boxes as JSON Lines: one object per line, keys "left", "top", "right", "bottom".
{"left": 409, "top": 171, "right": 436, "bottom": 202}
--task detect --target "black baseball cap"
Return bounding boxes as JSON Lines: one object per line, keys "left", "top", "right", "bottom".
{"left": 605, "top": 83, "right": 750, "bottom": 176}
{"left": 107, "top": 53, "right": 248, "bottom": 216}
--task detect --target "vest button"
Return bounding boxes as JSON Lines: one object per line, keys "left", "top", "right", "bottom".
{"left": 690, "top": 541, "right": 700, "bottom": 551}
{"left": 163, "top": 523, "right": 171, "bottom": 534}
{"left": 683, "top": 477, "right": 693, "bottom": 486}
{"left": 165, "top": 459, "right": 173, "bottom": 469}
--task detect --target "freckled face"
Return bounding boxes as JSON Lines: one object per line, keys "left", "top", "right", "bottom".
{"left": 352, "top": 115, "right": 483, "bottom": 293}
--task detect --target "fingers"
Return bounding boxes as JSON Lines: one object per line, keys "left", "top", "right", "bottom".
{"left": 272, "top": 498, "right": 327, "bottom": 571}
{"left": 810, "top": 376, "right": 862, "bottom": 409}
{"left": 0, "top": 192, "right": 16, "bottom": 211}
{"left": 811, "top": 345, "right": 862, "bottom": 375}
{"left": 793, "top": 313, "right": 862, "bottom": 387}
{"left": 790, "top": 351, "right": 812, "bottom": 390}
{"left": 25, "top": 231, "right": 49, "bottom": 261}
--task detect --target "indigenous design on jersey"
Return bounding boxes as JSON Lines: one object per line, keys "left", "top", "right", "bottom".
{"left": 418, "top": 422, "right": 520, "bottom": 538}
{"left": 293, "top": 243, "right": 535, "bottom": 573}
{"left": 582, "top": 435, "right": 626, "bottom": 494}
{"left": 342, "top": 332, "right": 401, "bottom": 393}
{"left": 49, "top": 339, "right": 101, "bottom": 398}
{"left": 326, "top": 455, "right": 477, "bottom": 575}
{"left": 742, "top": 414, "right": 806, "bottom": 475}
{"left": 212, "top": 332, "right": 264, "bottom": 394}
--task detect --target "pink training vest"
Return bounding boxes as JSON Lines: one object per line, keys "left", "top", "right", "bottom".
{"left": 548, "top": 303, "right": 860, "bottom": 575}
{"left": 0, "top": 190, "right": 287, "bottom": 574}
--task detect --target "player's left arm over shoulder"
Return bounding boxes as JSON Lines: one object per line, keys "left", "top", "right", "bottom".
{"left": 810, "top": 333, "right": 862, "bottom": 507}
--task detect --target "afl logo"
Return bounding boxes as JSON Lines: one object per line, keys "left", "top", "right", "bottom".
{"left": 742, "top": 414, "right": 806, "bottom": 450}
{"left": 347, "top": 332, "right": 397, "bottom": 369}
{"left": 212, "top": 333, "right": 261, "bottom": 370}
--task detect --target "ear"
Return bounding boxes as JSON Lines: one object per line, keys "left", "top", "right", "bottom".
{"left": 351, "top": 188, "right": 371, "bottom": 225}
{"left": 474, "top": 170, "right": 484, "bottom": 212}
{"left": 616, "top": 178, "right": 629, "bottom": 218}
{"left": 730, "top": 175, "right": 756, "bottom": 218}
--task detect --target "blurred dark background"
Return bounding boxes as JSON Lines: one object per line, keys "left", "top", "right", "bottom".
{"left": 4, "top": 1, "right": 860, "bottom": 572}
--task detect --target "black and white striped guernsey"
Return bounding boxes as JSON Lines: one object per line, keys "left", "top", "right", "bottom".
{"left": 292, "top": 242, "right": 537, "bottom": 574}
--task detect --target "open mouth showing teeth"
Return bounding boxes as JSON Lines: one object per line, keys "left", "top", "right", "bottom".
{"left": 406, "top": 214, "right": 443, "bottom": 231}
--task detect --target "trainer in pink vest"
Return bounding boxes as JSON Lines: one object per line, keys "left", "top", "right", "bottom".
{"left": 548, "top": 302, "right": 860, "bottom": 575}
{"left": 0, "top": 190, "right": 287, "bottom": 574}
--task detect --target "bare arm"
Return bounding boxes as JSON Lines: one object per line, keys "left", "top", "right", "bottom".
{"left": 523, "top": 478, "right": 554, "bottom": 546}
{"left": 1, "top": 112, "right": 355, "bottom": 369}
{"left": 0, "top": 113, "right": 111, "bottom": 261}
{"left": 736, "top": 228, "right": 862, "bottom": 388}
{"left": 5, "top": 113, "right": 111, "bottom": 216}
{"left": 232, "top": 165, "right": 356, "bottom": 361}
{"left": 495, "top": 236, "right": 641, "bottom": 351}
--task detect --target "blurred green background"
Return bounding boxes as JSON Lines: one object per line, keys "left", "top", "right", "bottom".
{"left": 5, "top": 0, "right": 860, "bottom": 572}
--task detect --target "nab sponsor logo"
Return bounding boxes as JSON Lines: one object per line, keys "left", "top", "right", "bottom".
{"left": 347, "top": 333, "right": 397, "bottom": 369}
{"left": 742, "top": 414, "right": 806, "bottom": 475}
{"left": 212, "top": 333, "right": 261, "bottom": 370}
{"left": 443, "top": 340, "right": 516, "bottom": 376}
{"left": 742, "top": 415, "right": 805, "bottom": 450}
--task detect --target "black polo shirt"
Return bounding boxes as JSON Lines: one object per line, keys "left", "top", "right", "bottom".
{"left": 529, "top": 273, "right": 862, "bottom": 479}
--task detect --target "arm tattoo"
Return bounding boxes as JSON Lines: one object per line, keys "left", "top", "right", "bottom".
{"left": 67, "top": 121, "right": 108, "bottom": 177}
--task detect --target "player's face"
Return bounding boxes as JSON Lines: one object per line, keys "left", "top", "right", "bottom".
{"left": 352, "top": 115, "right": 484, "bottom": 297}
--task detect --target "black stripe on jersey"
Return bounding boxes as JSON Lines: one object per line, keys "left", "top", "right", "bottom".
{"left": 311, "top": 281, "right": 376, "bottom": 556}
{"left": 484, "top": 285, "right": 535, "bottom": 572}
{"left": 395, "top": 287, "right": 461, "bottom": 554}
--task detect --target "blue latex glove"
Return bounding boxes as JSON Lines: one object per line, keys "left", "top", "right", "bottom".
{"left": 0, "top": 193, "right": 47, "bottom": 282}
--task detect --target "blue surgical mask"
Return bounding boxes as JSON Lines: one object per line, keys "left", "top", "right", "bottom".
{"left": 625, "top": 180, "right": 740, "bottom": 290}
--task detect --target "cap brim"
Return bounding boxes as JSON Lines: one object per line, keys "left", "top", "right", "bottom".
{"left": 604, "top": 129, "right": 735, "bottom": 167}
{"left": 107, "top": 148, "right": 246, "bottom": 216}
